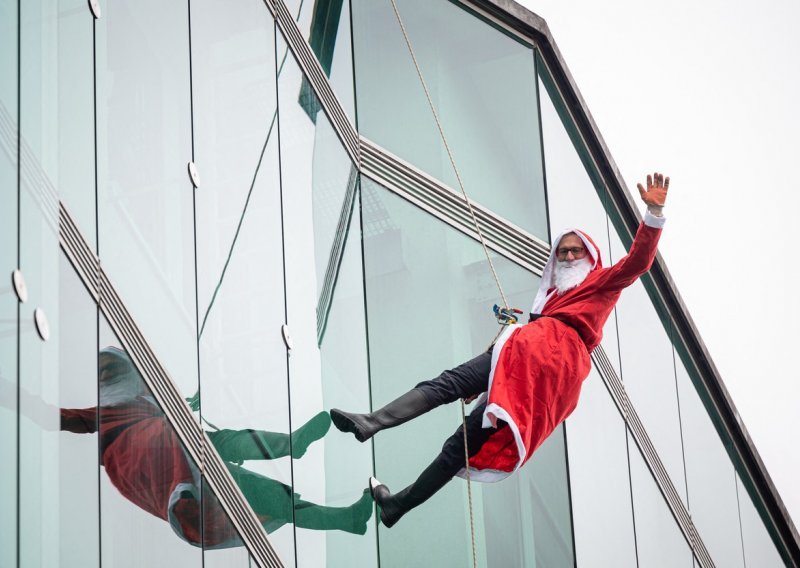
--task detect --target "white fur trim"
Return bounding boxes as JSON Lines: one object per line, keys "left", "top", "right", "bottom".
{"left": 455, "top": 466, "right": 511, "bottom": 483}
{"left": 644, "top": 210, "right": 666, "bottom": 228}
{"left": 484, "top": 324, "right": 521, "bottom": 416}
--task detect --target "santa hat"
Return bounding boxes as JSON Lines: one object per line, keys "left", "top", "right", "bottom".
{"left": 530, "top": 228, "right": 602, "bottom": 314}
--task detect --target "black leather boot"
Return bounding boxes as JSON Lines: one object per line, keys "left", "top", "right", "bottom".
{"left": 369, "top": 459, "right": 453, "bottom": 528}
{"left": 330, "top": 389, "right": 430, "bottom": 442}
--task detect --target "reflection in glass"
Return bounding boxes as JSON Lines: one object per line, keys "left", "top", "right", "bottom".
{"left": 96, "top": 0, "right": 198, "bottom": 397}
{"left": 0, "top": 0, "right": 17, "bottom": 562}
{"left": 191, "top": 4, "right": 296, "bottom": 559}
{"left": 284, "top": 0, "right": 356, "bottom": 120}
{"left": 352, "top": 0, "right": 547, "bottom": 239}
{"left": 277, "top": 31, "right": 377, "bottom": 565}
{"left": 360, "top": 179, "right": 572, "bottom": 566}
{"left": 89, "top": 326, "right": 369, "bottom": 564}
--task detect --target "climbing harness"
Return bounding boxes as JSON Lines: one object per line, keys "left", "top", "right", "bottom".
{"left": 387, "top": 0, "right": 523, "bottom": 564}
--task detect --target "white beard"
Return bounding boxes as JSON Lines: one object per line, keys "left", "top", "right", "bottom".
{"left": 554, "top": 257, "right": 592, "bottom": 294}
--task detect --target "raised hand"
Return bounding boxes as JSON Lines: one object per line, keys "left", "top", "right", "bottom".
{"left": 637, "top": 172, "right": 669, "bottom": 215}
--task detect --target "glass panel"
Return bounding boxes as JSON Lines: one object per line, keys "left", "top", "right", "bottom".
{"left": 96, "top": 0, "right": 198, "bottom": 397}
{"left": 0, "top": 0, "right": 18, "bottom": 563}
{"left": 191, "top": 4, "right": 295, "bottom": 563}
{"left": 98, "top": 318, "right": 202, "bottom": 565}
{"left": 18, "top": 0, "right": 62, "bottom": 560}
{"left": 737, "top": 474, "right": 785, "bottom": 567}
{"left": 362, "top": 178, "right": 571, "bottom": 566}
{"left": 675, "top": 356, "right": 744, "bottom": 567}
{"left": 351, "top": 0, "right": 547, "bottom": 240}
{"left": 201, "top": 482, "right": 252, "bottom": 566}
{"left": 284, "top": 0, "right": 356, "bottom": 120}
{"left": 628, "top": 433, "right": 694, "bottom": 567}
{"left": 56, "top": 254, "right": 100, "bottom": 565}
{"left": 277, "top": 32, "right": 377, "bottom": 565}
{"left": 566, "top": 367, "right": 637, "bottom": 567}
{"left": 613, "top": 276, "right": 688, "bottom": 503}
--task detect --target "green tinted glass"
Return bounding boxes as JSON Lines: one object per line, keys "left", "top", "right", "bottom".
{"left": 352, "top": 0, "right": 547, "bottom": 240}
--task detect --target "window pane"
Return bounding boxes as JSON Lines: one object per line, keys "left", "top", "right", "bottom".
{"left": 352, "top": 0, "right": 547, "bottom": 240}
{"left": 628, "top": 433, "right": 694, "bottom": 567}
{"left": 0, "top": 0, "right": 18, "bottom": 563}
{"left": 96, "top": 0, "right": 198, "bottom": 397}
{"left": 192, "top": 5, "right": 295, "bottom": 562}
{"left": 56, "top": 254, "right": 100, "bottom": 565}
{"left": 566, "top": 367, "right": 637, "bottom": 567}
{"left": 18, "top": 0, "right": 62, "bottom": 559}
{"left": 362, "top": 177, "right": 572, "bottom": 566}
{"left": 612, "top": 265, "right": 688, "bottom": 504}
{"left": 277, "top": 31, "right": 377, "bottom": 565}
{"left": 675, "top": 356, "right": 744, "bottom": 567}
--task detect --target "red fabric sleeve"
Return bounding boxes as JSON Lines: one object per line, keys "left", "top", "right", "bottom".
{"left": 598, "top": 222, "right": 661, "bottom": 291}
{"left": 60, "top": 407, "right": 98, "bottom": 434}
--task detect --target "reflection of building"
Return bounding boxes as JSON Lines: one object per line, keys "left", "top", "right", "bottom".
{"left": 1, "top": 0, "right": 797, "bottom": 566}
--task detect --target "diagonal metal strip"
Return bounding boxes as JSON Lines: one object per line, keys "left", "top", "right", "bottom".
{"left": 591, "top": 345, "right": 716, "bottom": 568}
{"left": 360, "top": 137, "right": 549, "bottom": 276}
{"left": 59, "top": 205, "right": 285, "bottom": 568}
{"left": 316, "top": 164, "right": 359, "bottom": 344}
{"left": 272, "top": 0, "right": 360, "bottom": 165}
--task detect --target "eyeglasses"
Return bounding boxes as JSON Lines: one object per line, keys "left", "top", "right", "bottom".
{"left": 556, "top": 246, "right": 587, "bottom": 259}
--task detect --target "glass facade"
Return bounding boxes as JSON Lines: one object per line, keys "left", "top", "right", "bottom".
{"left": 1, "top": 0, "right": 794, "bottom": 566}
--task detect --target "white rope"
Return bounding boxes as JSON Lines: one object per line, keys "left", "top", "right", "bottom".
{"left": 387, "top": 2, "right": 517, "bottom": 566}
{"left": 387, "top": 0, "right": 510, "bottom": 312}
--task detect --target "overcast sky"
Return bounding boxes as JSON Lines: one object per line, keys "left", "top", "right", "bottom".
{"left": 517, "top": 0, "right": 800, "bottom": 529}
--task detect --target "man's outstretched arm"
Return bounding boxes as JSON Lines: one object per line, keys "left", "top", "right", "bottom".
{"left": 603, "top": 172, "right": 670, "bottom": 290}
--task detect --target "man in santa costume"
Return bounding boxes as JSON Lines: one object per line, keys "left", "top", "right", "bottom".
{"left": 331, "top": 172, "right": 669, "bottom": 528}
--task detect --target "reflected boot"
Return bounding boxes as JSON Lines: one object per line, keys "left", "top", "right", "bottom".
{"left": 369, "top": 458, "right": 452, "bottom": 528}
{"left": 330, "top": 389, "right": 430, "bottom": 443}
{"left": 209, "top": 411, "right": 331, "bottom": 462}
{"left": 293, "top": 489, "right": 374, "bottom": 535}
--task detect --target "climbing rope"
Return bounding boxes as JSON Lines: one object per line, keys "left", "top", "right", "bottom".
{"left": 387, "top": 1, "right": 518, "bottom": 565}
{"left": 387, "top": 0, "right": 509, "bottom": 313}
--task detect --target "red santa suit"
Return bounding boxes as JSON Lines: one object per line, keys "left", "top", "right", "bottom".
{"left": 460, "top": 211, "right": 665, "bottom": 482}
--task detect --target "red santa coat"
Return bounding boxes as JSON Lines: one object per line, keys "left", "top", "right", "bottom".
{"left": 461, "top": 212, "right": 664, "bottom": 482}
{"left": 62, "top": 397, "right": 240, "bottom": 548}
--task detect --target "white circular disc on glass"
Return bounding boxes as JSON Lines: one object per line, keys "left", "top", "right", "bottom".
{"left": 187, "top": 161, "right": 200, "bottom": 188}
{"left": 281, "top": 324, "right": 293, "bottom": 351}
{"left": 88, "top": 0, "right": 101, "bottom": 19}
{"left": 34, "top": 308, "right": 50, "bottom": 341}
{"left": 12, "top": 269, "right": 28, "bottom": 303}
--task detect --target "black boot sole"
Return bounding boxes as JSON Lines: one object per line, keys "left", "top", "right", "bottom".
{"left": 330, "top": 409, "right": 371, "bottom": 442}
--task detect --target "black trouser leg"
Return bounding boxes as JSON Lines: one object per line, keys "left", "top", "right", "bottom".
{"left": 413, "top": 348, "right": 492, "bottom": 407}
{"left": 373, "top": 401, "right": 505, "bottom": 527}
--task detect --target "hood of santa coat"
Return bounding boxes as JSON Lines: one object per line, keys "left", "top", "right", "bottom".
{"left": 530, "top": 228, "right": 602, "bottom": 314}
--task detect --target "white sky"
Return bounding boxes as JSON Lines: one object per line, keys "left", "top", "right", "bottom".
{"left": 518, "top": 0, "right": 800, "bottom": 530}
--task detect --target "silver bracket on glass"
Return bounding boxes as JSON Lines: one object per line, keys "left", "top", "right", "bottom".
{"left": 88, "top": 0, "right": 101, "bottom": 19}
{"left": 33, "top": 308, "right": 50, "bottom": 341}
{"left": 12, "top": 269, "right": 28, "bottom": 303}
{"left": 187, "top": 161, "right": 200, "bottom": 188}
{"left": 281, "top": 324, "right": 293, "bottom": 351}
